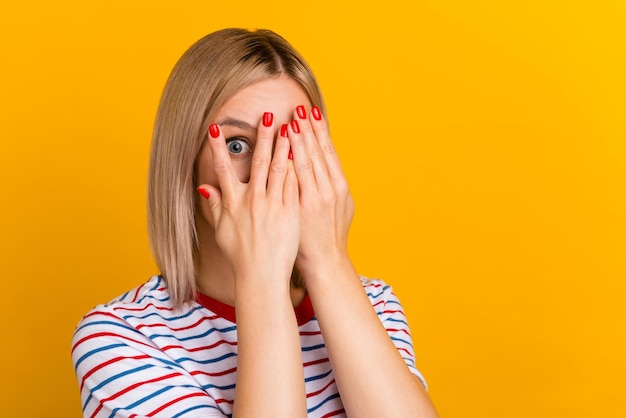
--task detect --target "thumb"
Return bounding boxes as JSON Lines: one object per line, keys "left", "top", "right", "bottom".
{"left": 197, "top": 185, "right": 222, "bottom": 225}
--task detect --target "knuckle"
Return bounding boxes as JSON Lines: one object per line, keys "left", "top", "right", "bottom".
{"left": 299, "top": 157, "right": 314, "bottom": 171}
{"left": 248, "top": 192, "right": 263, "bottom": 209}
{"left": 213, "top": 160, "right": 229, "bottom": 175}
{"left": 321, "top": 141, "right": 336, "bottom": 154}
{"left": 299, "top": 121, "right": 313, "bottom": 134}
{"left": 309, "top": 145, "right": 324, "bottom": 159}
{"left": 320, "top": 189, "right": 336, "bottom": 205}
{"left": 335, "top": 179, "right": 349, "bottom": 195}
{"left": 285, "top": 172, "right": 298, "bottom": 188}
{"left": 251, "top": 155, "right": 269, "bottom": 168}
{"left": 270, "top": 161, "right": 286, "bottom": 174}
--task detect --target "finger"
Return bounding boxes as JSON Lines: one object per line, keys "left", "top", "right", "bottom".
{"left": 309, "top": 106, "right": 348, "bottom": 190}
{"left": 267, "top": 125, "right": 291, "bottom": 201}
{"left": 288, "top": 117, "right": 320, "bottom": 193}
{"left": 294, "top": 106, "right": 334, "bottom": 193}
{"left": 283, "top": 159, "right": 299, "bottom": 208}
{"left": 249, "top": 112, "right": 275, "bottom": 195}
{"left": 206, "top": 124, "right": 236, "bottom": 199}
{"left": 197, "top": 184, "right": 223, "bottom": 226}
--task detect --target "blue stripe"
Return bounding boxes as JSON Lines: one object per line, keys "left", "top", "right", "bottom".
{"left": 147, "top": 325, "right": 237, "bottom": 343}
{"left": 365, "top": 289, "right": 385, "bottom": 299}
{"left": 307, "top": 392, "right": 341, "bottom": 413}
{"left": 305, "top": 368, "right": 332, "bottom": 383}
{"left": 391, "top": 335, "right": 414, "bottom": 348}
{"left": 116, "top": 289, "right": 131, "bottom": 303}
{"left": 302, "top": 343, "right": 326, "bottom": 352}
{"left": 75, "top": 340, "right": 181, "bottom": 372}
{"left": 200, "top": 382, "right": 237, "bottom": 391}
{"left": 106, "top": 385, "right": 182, "bottom": 418}
{"left": 74, "top": 319, "right": 138, "bottom": 335}
{"left": 107, "top": 384, "right": 203, "bottom": 417}
{"left": 385, "top": 300, "right": 402, "bottom": 307}
{"left": 403, "top": 356, "right": 417, "bottom": 366}
{"left": 111, "top": 277, "right": 162, "bottom": 305}
{"left": 136, "top": 276, "right": 166, "bottom": 302}
{"left": 135, "top": 293, "right": 171, "bottom": 304}
{"left": 174, "top": 351, "right": 237, "bottom": 367}
{"left": 74, "top": 343, "right": 127, "bottom": 371}
{"left": 385, "top": 317, "right": 409, "bottom": 326}
{"left": 82, "top": 364, "right": 155, "bottom": 411}
{"left": 92, "top": 364, "right": 154, "bottom": 393}
{"left": 121, "top": 304, "right": 204, "bottom": 322}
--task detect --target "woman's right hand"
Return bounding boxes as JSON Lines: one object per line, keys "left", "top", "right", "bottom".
{"left": 197, "top": 114, "right": 300, "bottom": 283}
{"left": 197, "top": 114, "right": 307, "bottom": 417}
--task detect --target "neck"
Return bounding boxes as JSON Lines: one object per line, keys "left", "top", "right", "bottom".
{"left": 196, "top": 220, "right": 237, "bottom": 306}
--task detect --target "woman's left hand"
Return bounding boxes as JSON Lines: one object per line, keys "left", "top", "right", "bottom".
{"left": 286, "top": 105, "right": 355, "bottom": 276}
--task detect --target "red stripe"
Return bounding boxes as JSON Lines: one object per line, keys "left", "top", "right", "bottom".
{"left": 300, "top": 330, "right": 322, "bottom": 336}
{"left": 372, "top": 299, "right": 385, "bottom": 308}
{"left": 385, "top": 327, "right": 410, "bottom": 336}
{"left": 80, "top": 354, "right": 150, "bottom": 391}
{"left": 90, "top": 372, "right": 183, "bottom": 418}
{"left": 114, "top": 302, "right": 174, "bottom": 313}
{"left": 146, "top": 392, "right": 207, "bottom": 416}
{"left": 163, "top": 339, "right": 236, "bottom": 353}
{"left": 303, "top": 357, "right": 330, "bottom": 368}
{"left": 306, "top": 378, "right": 336, "bottom": 398}
{"left": 398, "top": 347, "right": 414, "bottom": 357}
{"left": 381, "top": 309, "right": 405, "bottom": 316}
{"left": 320, "top": 409, "right": 346, "bottom": 418}
{"left": 136, "top": 314, "right": 220, "bottom": 331}
{"left": 83, "top": 310, "right": 123, "bottom": 321}
{"left": 72, "top": 331, "right": 153, "bottom": 354}
{"left": 131, "top": 282, "right": 147, "bottom": 302}
{"left": 190, "top": 366, "right": 238, "bottom": 378}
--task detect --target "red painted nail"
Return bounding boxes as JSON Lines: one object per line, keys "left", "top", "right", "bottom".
{"left": 311, "top": 106, "right": 322, "bottom": 121}
{"left": 263, "top": 112, "right": 273, "bottom": 127}
{"left": 280, "top": 124, "right": 288, "bottom": 137}
{"left": 197, "top": 187, "right": 210, "bottom": 199}
{"left": 209, "top": 124, "right": 220, "bottom": 138}
{"left": 290, "top": 120, "right": 300, "bottom": 133}
{"left": 296, "top": 105, "right": 306, "bottom": 119}
{"left": 288, "top": 149, "right": 293, "bottom": 160}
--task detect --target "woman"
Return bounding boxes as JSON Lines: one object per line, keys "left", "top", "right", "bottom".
{"left": 72, "top": 28, "right": 439, "bottom": 417}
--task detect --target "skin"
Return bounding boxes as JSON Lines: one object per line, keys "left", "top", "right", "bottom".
{"left": 196, "top": 76, "right": 439, "bottom": 417}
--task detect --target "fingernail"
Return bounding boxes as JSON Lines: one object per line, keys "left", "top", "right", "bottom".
{"left": 296, "top": 105, "right": 306, "bottom": 119}
{"left": 263, "top": 112, "right": 273, "bottom": 127}
{"left": 209, "top": 124, "right": 220, "bottom": 138}
{"left": 288, "top": 149, "right": 293, "bottom": 160}
{"left": 280, "top": 124, "right": 288, "bottom": 137}
{"left": 290, "top": 120, "right": 300, "bottom": 133}
{"left": 311, "top": 106, "right": 322, "bottom": 121}
{"left": 197, "top": 187, "right": 210, "bottom": 199}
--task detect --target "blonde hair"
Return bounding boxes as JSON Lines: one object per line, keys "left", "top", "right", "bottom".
{"left": 147, "top": 28, "right": 325, "bottom": 307}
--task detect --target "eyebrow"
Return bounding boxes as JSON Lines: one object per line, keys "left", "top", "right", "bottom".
{"left": 216, "top": 117, "right": 257, "bottom": 132}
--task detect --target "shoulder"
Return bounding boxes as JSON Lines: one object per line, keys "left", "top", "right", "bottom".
{"left": 72, "top": 275, "right": 173, "bottom": 331}
{"left": 104, "top": 274, "right": 171, "bottom": 307}
{"left": 71, "top": 276, "right": 178, "bottom": 363}
{"left": 71, "top": 277, "right": 229, "bottom": 416}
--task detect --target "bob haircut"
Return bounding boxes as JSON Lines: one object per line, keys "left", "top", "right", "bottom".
{"left": 147, "top": 28, "right": 326, "bottom": 307}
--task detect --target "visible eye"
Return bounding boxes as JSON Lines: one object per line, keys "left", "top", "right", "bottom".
{"left": 225, "top": 137, "right": 252, "bottom": 157}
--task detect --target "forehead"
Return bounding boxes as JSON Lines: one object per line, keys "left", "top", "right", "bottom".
{"left": 214, "top": 77, "right": 311, "bottom": 122}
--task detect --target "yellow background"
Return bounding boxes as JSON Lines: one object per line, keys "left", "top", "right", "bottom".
{"left": 1, "top": 0, "right": 624, "bottom": 416}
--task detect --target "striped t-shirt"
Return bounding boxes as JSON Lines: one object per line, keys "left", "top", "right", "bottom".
{"left": 72, "top": 275, "right": 426, "bottom": 417}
